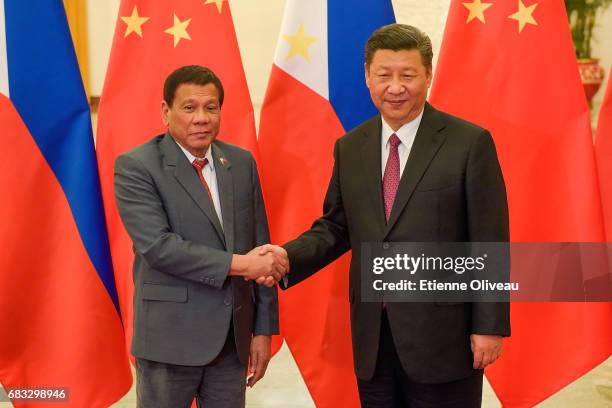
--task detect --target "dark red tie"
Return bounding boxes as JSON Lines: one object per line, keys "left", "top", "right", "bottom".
{"left": 192, "top": 158, "right": 212, "bottom": 201}
{"left": 383, "top": 134, "right": 401, "bottom": 222}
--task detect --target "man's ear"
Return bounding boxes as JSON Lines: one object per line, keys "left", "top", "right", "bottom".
{"left": 161, "top": 100, "right": 170, "bottom": 126}
{"left": 364, "top": 63, "right": 371, "bottom": 88}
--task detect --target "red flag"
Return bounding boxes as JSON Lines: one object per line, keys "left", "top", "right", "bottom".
{"left": 96, "top": 0, "right": 258, "bottom": 357}
{"left": 596, "top": 71, "right": 612, "bottom": 240}
{"left": 430, "top": 1, "right": 612, "bottom": 406}
{"left": 0, "top": 2, "right": 131, "bottom": 406}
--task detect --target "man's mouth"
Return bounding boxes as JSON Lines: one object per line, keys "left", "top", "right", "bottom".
{"left": 190, "top": 131, "right": 210, "bottom": 136}
{"left": 387, "top": 100, "right": 407, "bottom": 107}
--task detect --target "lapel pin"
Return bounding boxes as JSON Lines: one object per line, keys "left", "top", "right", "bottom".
{"left": 219, "top": 157, "right": 228, "bottom": 166}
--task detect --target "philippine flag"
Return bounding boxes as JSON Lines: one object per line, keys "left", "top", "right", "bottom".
{"left": 258, "top": 1, "right": 394, "bottom": 406}
{"left": 0, "top": 1, "right": 131, "bottom": 406}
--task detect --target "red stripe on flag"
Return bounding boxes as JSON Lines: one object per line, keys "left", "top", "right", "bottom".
{"left": 596, "top": 70, "right": 612, "bottom": 240}
{"left": 259, "top": 65, "right": 361, "bottom": 408}
{"left": 0, "top": 94, "right": 131, "bottom": 407}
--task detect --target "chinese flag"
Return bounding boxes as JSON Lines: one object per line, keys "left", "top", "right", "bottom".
{"left": 596, "top": 70, "right": 612, "bottom": 240}
{"left": 430, "top": 1, "right": 612, "bottom": 406}
{"left": 96, "top": 0, "right": 258, "bottom": 357}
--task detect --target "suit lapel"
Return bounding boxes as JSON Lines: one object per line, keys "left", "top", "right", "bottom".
{"left": 383, "top": 103, "right": 447, "bottom": 238}
{"left": 160, "top": 134, "right": 226, "bottom": 247}
{"left": 360, "top": 116, "right": 387, "bottom": 236}
{"left": 212, "top": 143, "right": 234, "bottom": 255}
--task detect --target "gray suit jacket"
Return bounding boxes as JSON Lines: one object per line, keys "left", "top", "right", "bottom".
{"left": 283, "top": 103, "right": 510, "bottom": 383}
{"left": 115, "top": 133, "right": 279, "bottom": 367}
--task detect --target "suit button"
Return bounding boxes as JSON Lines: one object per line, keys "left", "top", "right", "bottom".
{"left": 382, "top": 242, "right": 390, "bottom": 250}
{"left": 224, "top": 299, "right": 231, "bottom": 306}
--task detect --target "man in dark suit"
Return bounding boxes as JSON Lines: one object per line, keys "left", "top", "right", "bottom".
{"left": 260, "top": 24, "right": 510, "bottom": 407}
{"left": 114, "top": 65, "right": 287, "bottom": 408}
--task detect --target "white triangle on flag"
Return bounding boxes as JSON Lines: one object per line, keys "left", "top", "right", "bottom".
{"left": 0, "top": 0, "right": 9, "bottom": 97}
{"left": 273, "top": 0, "right": 328, "bottom": 100}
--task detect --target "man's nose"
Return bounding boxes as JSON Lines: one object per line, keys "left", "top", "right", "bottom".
{"left": 193, "top": 108, "right": 210, "bottom": 124}
{"left": 387, "top": 76, "right": 405, "bottom": 94}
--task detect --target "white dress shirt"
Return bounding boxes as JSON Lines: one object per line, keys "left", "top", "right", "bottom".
{"left": 380, "top": 109, "right": 424, "bottom": 179}
{"left": 175, "top": 140, "right": 223, "bottom": 226}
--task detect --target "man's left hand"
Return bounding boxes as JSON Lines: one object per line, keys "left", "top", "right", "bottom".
{"left": 247, "top": 335, "right": 271, "bottom": 387}
{"left": 470, "top": 334, "right": 502, "bottom": 369}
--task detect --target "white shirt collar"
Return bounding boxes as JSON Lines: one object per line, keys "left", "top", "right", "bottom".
{"left": 174, "top": 138, "right": 214, "bottom": 170}
{"left": 381, "top": 108, "right": 424, "bottom": 148}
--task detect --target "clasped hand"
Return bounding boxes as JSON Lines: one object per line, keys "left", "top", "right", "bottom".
{"left": 240, "top": 244, "right": 289, "bottom": 287}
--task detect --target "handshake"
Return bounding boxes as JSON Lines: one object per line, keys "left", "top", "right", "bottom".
{"left": 230, "top": 244, "right": 289, "bottom": 287}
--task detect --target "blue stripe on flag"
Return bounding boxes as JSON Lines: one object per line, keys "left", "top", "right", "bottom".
{"left": 4, "top": 0, "right": 120, "bottom": 312}
{"left": 328, "top": 0, "right": 395, "bottom": 132}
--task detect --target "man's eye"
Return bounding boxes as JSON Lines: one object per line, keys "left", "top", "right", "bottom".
{"left": 207, "top": 105, "right": 219, "bottom": 112}
{"left": 183, "top": 105, "right": 194, "bottom": 111}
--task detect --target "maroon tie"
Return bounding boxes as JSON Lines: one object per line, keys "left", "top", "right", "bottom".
{"left": 383, "top": 134, "right": 401, "bottom": 222}
{"left": 192, "top": 158, "right": 213, "bottom": 201}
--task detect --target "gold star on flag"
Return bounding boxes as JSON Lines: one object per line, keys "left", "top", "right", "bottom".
{"left": 204, "top": 0, "right": 224, "bottom": 13}
{"left": 120, "top": 5, "right": 150, "bottom": 38}
{"left": 283, "top": 24, "right": 318, "bottom": 62}
{"left": 164, "top": 13, "right": 192, "bottom": 48}
{"left": 508, "top": 0, "right": 538, "bottom": 33}
{"left": 462, "top": 0, "right": 493, "bottom": 24}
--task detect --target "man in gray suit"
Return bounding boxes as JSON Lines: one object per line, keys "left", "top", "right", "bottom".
{"left": 114, "top": 65, "right": 286, "bottom": 408}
